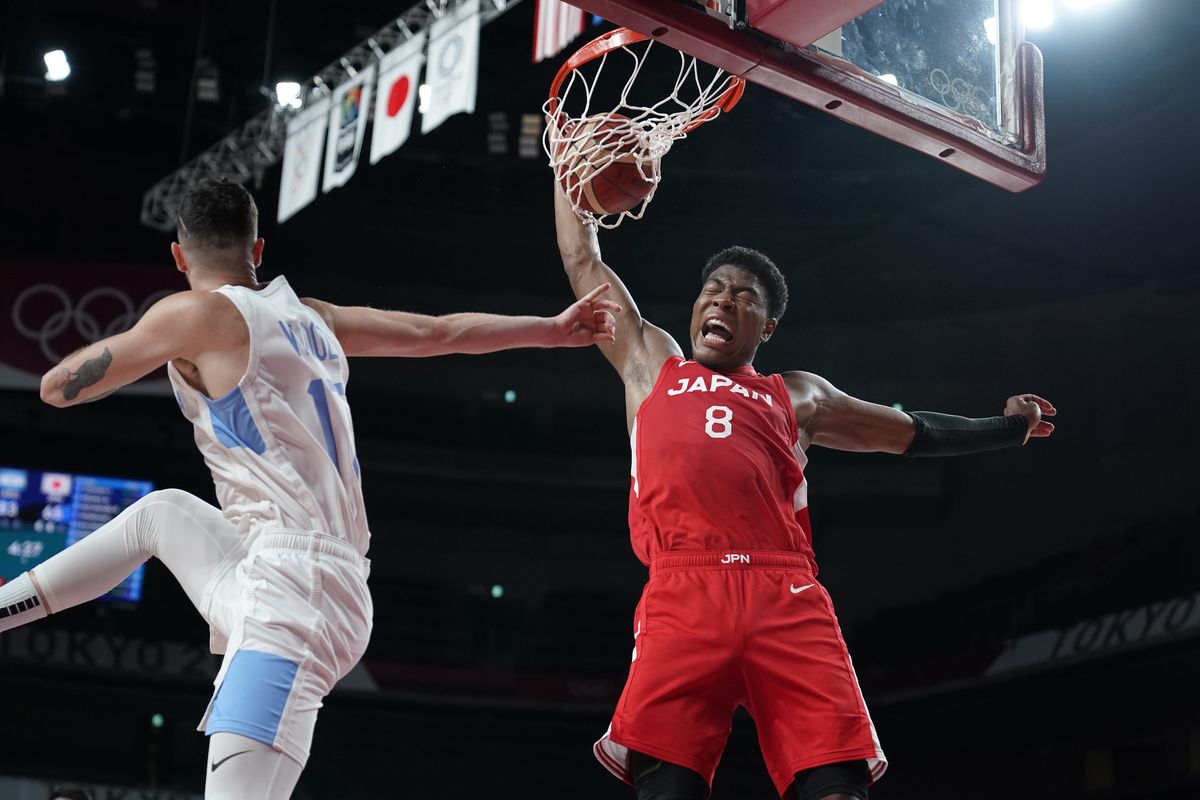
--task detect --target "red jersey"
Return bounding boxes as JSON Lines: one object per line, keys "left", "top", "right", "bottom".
{"left": 629, "top": 356, "right": 813, "bottom": 567}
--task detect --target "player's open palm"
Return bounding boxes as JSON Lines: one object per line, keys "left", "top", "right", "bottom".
{"left": 554, "top": 282, "right": 622, "bottom": 346}
{"left": 1005, "top": 393, "right": 1056, "bottom": 443}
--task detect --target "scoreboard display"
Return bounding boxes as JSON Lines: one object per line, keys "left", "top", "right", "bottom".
{"left": 0, "top": 466, "right": 154, "bottom": 602}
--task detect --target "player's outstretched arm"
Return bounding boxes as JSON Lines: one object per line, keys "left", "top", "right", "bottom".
{"left": 553, "top": 181, "right": 680, "bottom": 402}
{"left": 785, "top": 371, "right": 1056, "bottom": 455}
{"left": 39, "top": 291, "right": 240, "bottom": 408}
{"left": 301, "top": 288, "right": 620, "bottom": 358}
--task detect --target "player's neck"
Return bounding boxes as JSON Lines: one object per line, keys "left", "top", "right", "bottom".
{"left": 187, "top": 265, "right": 261, "bottom": 292}
{"left": 721, "top": 362, "right": 758, "bottom": 376}
{"left": 696, "top": 357, "right": 758, "bottom": 376}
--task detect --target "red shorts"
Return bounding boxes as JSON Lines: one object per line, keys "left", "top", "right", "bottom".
{"left": 594, "top": 551, "right": 887, "bottom": 797}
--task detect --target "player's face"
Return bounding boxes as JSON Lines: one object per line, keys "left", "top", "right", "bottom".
{"left": 689, "top": 265, "right": 776, "bottom": 370}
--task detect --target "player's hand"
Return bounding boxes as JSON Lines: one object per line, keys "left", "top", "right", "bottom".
{"left": 552, "top": 283, "right": 621, "bottom": 347}
{"left": 1005, "top": 394, "right": 1056, "bottom": 444}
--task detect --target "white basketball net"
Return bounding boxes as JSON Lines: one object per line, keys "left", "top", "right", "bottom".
{"left": 544, "top": 32, "right": 743, "bottom": 229}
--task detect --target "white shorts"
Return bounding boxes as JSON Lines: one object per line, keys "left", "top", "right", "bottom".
{"left": 197, "top": 528, "right": 372, "bottom": 766}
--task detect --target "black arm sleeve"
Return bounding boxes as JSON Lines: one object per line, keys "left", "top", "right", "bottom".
{"left": 903, "top": 411, "right": 1028, "bottom": 457}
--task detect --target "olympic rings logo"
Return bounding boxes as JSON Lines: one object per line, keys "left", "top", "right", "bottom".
{"left": 11, "top": 283, "right": 174, "bottom": 363}
{"left": 438, "top": 34, "right": 464, "bottom": 78}
{"left": 927, "top": 68, "right": 992, "bottom": 122}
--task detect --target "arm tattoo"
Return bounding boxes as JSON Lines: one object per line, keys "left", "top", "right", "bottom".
{"left": 61, "top": 347, "right": 113, "bottom": 401}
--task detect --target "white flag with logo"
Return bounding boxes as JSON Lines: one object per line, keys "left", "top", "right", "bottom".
{"left": 421, "top": 0, "right": 481, "bottom": 134}
{"left": 323, "top": 65, "right": 375, "bottom": 192}
{"left": 278, "top": 98, "right": 330, "bottom": 223}
{"left": 533, "top": 0, "right": 585, "bottom": 63}
{"left": 370, "top": 33, "right": 427, "bottom": 164}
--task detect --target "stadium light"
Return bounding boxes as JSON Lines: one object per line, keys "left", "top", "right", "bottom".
{"left": 43, "top": 50, "right": 70, "bottom": 82}
{"left": 1063, "top": 0, "right": 1116, "bottom": 9}
{"left": 275, "top": 81, "right": 302, "bottom": 109}
{"left": 1020, "top": 0, "right": 1056, "bottom": 30}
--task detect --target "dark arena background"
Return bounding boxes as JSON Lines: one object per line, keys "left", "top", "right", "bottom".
{"left": 2, "top": 1, "right": 1199, "bottom": 798}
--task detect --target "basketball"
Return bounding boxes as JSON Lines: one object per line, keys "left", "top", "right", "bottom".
{"left": 555, "top": 114, "right": 658, "bottom": 216}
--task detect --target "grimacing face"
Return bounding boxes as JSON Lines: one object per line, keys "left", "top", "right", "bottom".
{"left": 689, "top": 264, "right": 777, "bottom": 370}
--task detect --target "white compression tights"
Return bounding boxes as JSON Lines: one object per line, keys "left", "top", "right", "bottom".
{"left": 0, "top": 489, "right": 307, "bottom": 798}
{"left": 26, "top": 488, "right": 243, "bottom": 620}
{"left": 206, "top": 732, "right": 304, "bottom": 799}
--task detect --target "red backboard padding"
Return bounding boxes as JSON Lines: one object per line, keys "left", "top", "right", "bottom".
{"left": 745, "top": 0, "right": 886, "bottom": 49}
{"left": 565, "top": 0, "right": 1045, "bottom": 190}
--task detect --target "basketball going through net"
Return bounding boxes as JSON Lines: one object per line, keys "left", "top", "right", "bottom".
{"left": 545, "top": 28, "right": 745, "bottom": 229}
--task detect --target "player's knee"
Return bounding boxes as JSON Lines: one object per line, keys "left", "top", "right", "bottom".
{"left": 632, "top": 753, "right": 710, "bottom": 800}
{"left": 136, "top": 488, "right": 214, "bottom": 525}
{"left": 140, "top": 487, "right": 195, "bottom": 507}
{"left": 127, "top": 489, "right": 200, "bottom": 551}
{"left": 792, "top": 760, "right": 869, "bottom": 800}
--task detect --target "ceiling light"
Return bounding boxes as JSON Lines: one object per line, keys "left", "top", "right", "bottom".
{"left": 275, "top": 81, "right": 302, "bottom": 109}
{"left": 1063, "top": 0, "right": 1115, "bottom": 9}
{"left": 1020, "top": 0, "right": 1056, "bottom": 30}
{"left": 43, "top": 50, "right": 70, "bottom": 82}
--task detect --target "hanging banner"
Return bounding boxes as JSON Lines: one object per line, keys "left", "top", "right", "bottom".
{"left": 324, "top": 65, "right": 376, "bottom": 192}
{"left": 370, "top": 33, "right": 427, "bottom": 165}
{"left": 533, "top": 0, "right": 585, "bottom": 63}
{"left": 421, "top": 0, "right": 481, "bottom": 134}
{"left": 278, "top": 98, "right": 331, "bottom": 222}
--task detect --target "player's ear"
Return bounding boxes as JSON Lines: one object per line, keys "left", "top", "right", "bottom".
{"left": 761, "top": 318, "right": 777, "bottom": 342}
{"left": 252, "top": 238, "right": 265, "bottom": 267}
{"left": 171, "top": 241, "right": 188, "bottom": 274}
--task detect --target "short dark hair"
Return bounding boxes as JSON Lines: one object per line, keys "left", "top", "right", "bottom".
{"left": 49, "top": 788, "right": 93, "bottom": 800}
{"left": 177, "top": 178, "right": 258, "bottom": 250}
{"left": 701, "top": 246, "right": 788, "bottom": 320}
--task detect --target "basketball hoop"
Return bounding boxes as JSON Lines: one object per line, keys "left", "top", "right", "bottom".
{"left": 545, "top": 27, "right": 745, "bottom": 229}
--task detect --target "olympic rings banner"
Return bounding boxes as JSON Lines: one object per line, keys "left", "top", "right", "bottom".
{"left": 0, "top": 261, "right": 181, "bottom": 394}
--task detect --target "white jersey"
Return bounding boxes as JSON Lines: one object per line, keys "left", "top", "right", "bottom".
{"left": 168, "top": 276, "right": 369, "bottom": 555}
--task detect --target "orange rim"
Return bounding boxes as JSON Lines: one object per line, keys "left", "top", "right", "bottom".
{"left": 547, "top": 27, "right": 744, "bottom": 132}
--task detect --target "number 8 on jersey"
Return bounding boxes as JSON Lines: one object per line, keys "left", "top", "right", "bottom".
{"left": 705, "top": 405, "right": 733, "bottom": 439}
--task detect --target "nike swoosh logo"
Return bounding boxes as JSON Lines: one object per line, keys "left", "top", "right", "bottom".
{"left": 790, "top": 583, "right": 814, "bottom": 594}
{"left": 211, "top": 749, "right": 254, "bottom": 772}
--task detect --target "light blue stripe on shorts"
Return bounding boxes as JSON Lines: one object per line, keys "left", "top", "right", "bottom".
{"left": 206, "top": 649, "right": 300, "bottom": 745}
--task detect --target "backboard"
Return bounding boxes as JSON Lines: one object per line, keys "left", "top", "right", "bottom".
{"left": 564, "top": 0, "right": 1045, "bottom": 191}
